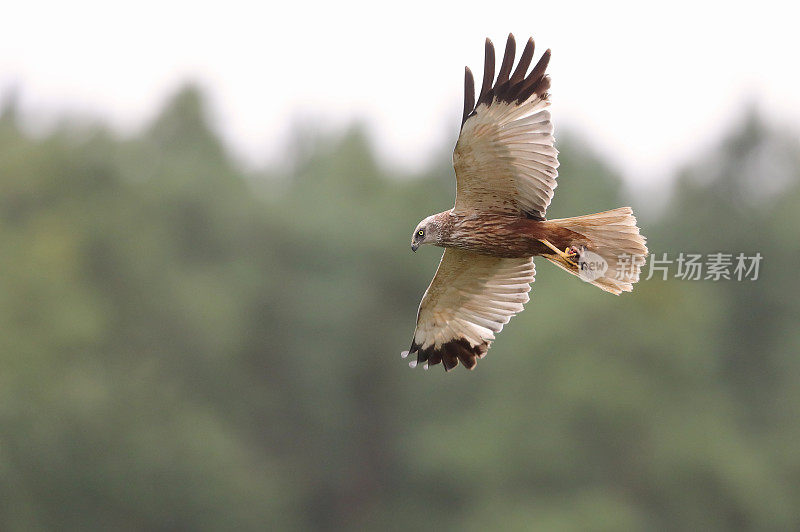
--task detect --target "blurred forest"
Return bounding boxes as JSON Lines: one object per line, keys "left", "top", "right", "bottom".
{"left": 0, "top": 86, "right": 799, "bottom": 531}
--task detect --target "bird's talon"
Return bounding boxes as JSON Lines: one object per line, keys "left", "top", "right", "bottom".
{"left": 565, "top": 246, "right": 580, "bottom": 263}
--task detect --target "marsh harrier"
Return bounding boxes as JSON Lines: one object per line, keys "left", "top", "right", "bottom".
{"left": 402, "top": 34, "right": 648, "bottom": 371}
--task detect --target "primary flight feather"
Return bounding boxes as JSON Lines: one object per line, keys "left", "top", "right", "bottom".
{"left": 402, "top": 34, "right": 648, "bottom": 372}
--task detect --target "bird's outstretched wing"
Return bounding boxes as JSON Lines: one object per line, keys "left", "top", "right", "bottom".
{"left": 454, "top": 34, "right": 558, "bottom": 220}
{"left": 403, "top": 249, "right": 535, "bottom": 371}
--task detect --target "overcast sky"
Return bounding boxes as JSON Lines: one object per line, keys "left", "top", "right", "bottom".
{"left": 2, "top": 1, "right": 798, "bottom": 184}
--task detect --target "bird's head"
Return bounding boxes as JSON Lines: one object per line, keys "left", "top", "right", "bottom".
{"left": 411, "top": 214, "right": 440, "bottom": 252}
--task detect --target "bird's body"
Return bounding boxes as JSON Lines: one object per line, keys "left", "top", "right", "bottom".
{"left": 404, "top": 34, "right": 648, "bottom": 371}
{"left": 424, "top": 210, "right": 579, "bottom": 258}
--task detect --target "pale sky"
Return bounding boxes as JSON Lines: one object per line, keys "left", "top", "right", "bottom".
{"left": 2, "top": 1, "right": 799, "bottom": 184}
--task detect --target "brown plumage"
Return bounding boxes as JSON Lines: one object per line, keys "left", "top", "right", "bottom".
{"left": 403, "top": 34, "right": 648, "bottom": 372}
{"left": 431, "top": 211, "right": 580, "bottom": 258}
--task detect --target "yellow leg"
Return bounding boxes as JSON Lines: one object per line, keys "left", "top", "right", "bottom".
{"left": 539, "top": 239, "right": 579, "bottom": 267}
{"left": 540, "top": 239, "right": 579, "bottom": 261}
{"left": 539, "top": 238, "right": 569, "bottom": 258}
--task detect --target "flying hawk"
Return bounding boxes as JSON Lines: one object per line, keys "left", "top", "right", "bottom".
{"left": 402, "top": 34, "right": 648, "bottom": 371}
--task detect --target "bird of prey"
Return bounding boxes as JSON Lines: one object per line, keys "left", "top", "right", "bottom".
{"left": 402, "top": 34, "right": 648, "bottom": 372}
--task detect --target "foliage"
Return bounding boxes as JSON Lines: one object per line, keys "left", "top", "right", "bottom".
{"left": 0, "top": 87, "right": 798, "bottom": 530}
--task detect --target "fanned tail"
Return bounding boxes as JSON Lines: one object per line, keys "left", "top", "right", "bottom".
{"left": 544, "top": 207, "right": 648, "bottom": 295}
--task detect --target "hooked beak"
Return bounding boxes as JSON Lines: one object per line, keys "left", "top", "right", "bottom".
{"left": 411, "top": 242, "right": 419, "bottom": 252}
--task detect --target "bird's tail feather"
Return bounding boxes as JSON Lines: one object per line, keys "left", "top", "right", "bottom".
{"left": 544, "top": 207, "right": 648, "bottom": 295}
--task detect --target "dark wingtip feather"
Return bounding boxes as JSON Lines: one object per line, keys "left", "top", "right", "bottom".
{"left": 496, "top": 33, "right": 516, "bottom": 87}
{"left": 509, "top": 37, "right": 534, "bottom": 86}
{"left": 462, "top": 66, "right": 475, "bottom": 126}
{"left": 462, "top": 36, "right": 552, "bottom": 125}
{"left": 477, "top": 38, "right": 496, "bottom": 107}
{"left": 453, "top": 341, "right": 478, "bottom": 369}
{"left": 442, "top": 350, "right": 458, "bottom": 371}
{"left": 515, "top": 48, "right": 551, "bottom": 103}
{"left": 530, "top": 48, "right": 551, "bottom": 79}
{"left": 408, "top": 339, "right": 487, "bottom": 372}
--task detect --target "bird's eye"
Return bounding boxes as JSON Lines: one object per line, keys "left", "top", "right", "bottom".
{"left": 418, "top": 230, "right": 424, "bottom": 236}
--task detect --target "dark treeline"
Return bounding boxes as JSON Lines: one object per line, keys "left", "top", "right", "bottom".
{"left": 0, "top": 87, "right": 798, "bottom": 530}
